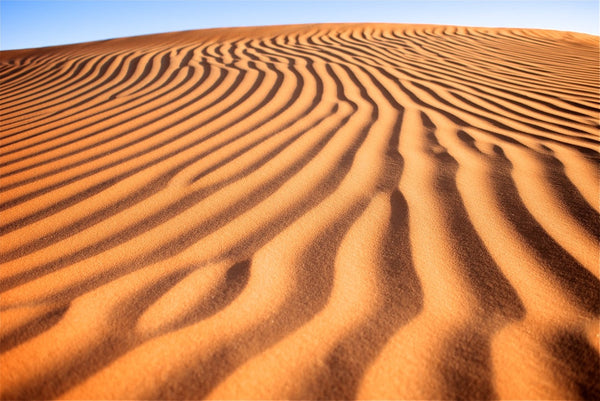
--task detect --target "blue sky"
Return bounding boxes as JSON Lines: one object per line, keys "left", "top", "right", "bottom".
{"left": 1, "top": 0, "right": 598, "bottom": 50}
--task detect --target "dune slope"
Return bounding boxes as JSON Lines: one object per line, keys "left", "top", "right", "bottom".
{"left": 0, "top": 23, "right": 599, "bottom": 400}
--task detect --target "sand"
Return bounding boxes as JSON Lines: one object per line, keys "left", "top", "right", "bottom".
{"left": 0, "top": 23, "right": 598, "bottom": 399}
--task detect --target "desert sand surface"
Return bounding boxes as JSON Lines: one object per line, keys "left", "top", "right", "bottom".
{"left": 0, "top": 23, "right": 599, "bottom": 400}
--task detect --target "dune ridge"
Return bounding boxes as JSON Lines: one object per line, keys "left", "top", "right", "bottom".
{"left": 0, "top": 23, "right": 598, "bottom": 399}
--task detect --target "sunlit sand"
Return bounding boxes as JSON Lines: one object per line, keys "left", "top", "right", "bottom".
{"left": 0, "top": 23, "right": 598, "bottom": 399}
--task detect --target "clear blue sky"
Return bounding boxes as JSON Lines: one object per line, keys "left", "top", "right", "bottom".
{"left": 1, "top": 0, "right": 598, "bottom": 50}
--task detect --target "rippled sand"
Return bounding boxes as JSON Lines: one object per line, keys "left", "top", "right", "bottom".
{"left": 0, "top": 23, "right": 598, "bottom": 399}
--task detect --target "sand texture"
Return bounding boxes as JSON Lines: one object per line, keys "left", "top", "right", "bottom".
{"left": 0, "top": 23, "right": 599, "bottom": 399}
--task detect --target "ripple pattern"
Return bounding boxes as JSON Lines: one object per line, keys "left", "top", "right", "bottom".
{"left": 0, "top": 24, "right": 599, "bottom": 400}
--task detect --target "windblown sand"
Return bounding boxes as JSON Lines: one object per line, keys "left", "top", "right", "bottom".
{"left": 0, "top": 23, "right": 598, "bottom": 400}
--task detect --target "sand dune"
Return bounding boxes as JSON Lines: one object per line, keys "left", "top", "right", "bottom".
{"left": 0, "top": 23, "right": 598, "bottom": 399}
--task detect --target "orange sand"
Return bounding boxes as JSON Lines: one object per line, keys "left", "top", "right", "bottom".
{"left": 0, "top": 23, "right": 599, "bottom": 400}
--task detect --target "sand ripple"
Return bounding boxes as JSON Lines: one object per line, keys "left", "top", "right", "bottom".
{"left": 0, "top": 24, "right": 599, "bottom": 399}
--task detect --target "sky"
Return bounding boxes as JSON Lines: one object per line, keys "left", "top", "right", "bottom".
{"left": 1, "top": 0, "right": 598, "bottom": 50}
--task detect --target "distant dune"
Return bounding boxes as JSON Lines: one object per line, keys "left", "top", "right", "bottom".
{"left": 0, "top": 23, "right": 598, "bottom": 400}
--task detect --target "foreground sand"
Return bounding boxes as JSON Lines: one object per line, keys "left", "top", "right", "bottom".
{"left": 0, "top": 23, "right": 598, "bottom": 399}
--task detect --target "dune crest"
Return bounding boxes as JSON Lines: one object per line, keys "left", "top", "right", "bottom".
{"left": 0, "top": 23, "right": 599, "bottom": 400}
